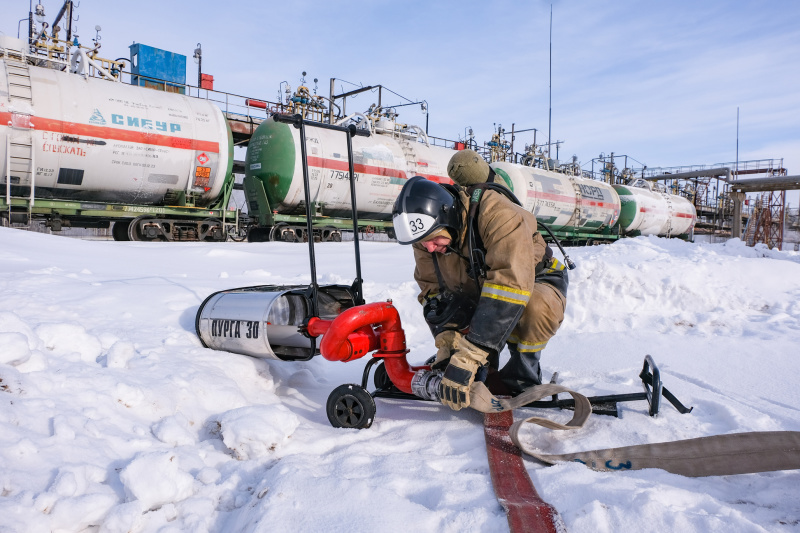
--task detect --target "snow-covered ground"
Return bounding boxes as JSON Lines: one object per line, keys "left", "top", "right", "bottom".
{"left": 1, "top": 227, "right": 799, "bottom": 533}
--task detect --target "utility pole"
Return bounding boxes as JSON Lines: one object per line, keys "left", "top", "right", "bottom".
{"left": 548, "top": 4, "right": 553, "bottom": 158}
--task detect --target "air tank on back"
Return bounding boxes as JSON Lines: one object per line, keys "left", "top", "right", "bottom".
{"left": 0, "top": 44, "right": 233, "bottom": 207}
{"left": 491, "top": 161, "right": 621, "bottom": 235}
{"left": 613, "top": 179, "right": 697, "bottom": 237}
{"left": 245, "top": 111, "right": 455, "bottom": 220}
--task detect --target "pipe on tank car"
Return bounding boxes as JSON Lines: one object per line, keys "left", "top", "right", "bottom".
{"left": 246, "top": 99, "right": 268, "bottom": 110}
{"left": 405, "top": 125, "right": 430, "bottom": 147}
{"left": 334, "top": 112, "right": 374, "bottom": 134}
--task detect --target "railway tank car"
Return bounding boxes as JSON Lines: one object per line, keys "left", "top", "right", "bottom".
{"left": 243, "top": 114, "right": 455, "bottom": 241}
{"left": 613, "top": 179, "right": 696, "bottom": 237}
{"left": 1, "top": 39, "right": 235, "bottom": 241}
{"left": 491, "top": 161, "right": 621, "bottom": 241}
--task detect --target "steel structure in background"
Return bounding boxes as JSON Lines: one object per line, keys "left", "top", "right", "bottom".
{"left": 643, "top": 161, "right": 800, "bottom": 248}
{"left": 751, "top": 191, "right": 786, "bottom": 250}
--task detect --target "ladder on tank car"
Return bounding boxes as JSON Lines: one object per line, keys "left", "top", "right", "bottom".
{"left": 3, "top": 51, "right": 36, "bottom": 227}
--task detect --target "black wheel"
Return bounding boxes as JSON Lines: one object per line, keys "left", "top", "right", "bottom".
{"left": 386, "top": 227, "right": 396, "bottom": 240}
{"left": 329, "top": 231, "right": 342, "bottom": 242}
{"left": 373, "top": 362, "right": 400, "bottom": 392}
{"left": 112, "top": 219, "right": 131, "bottom": 241}
{"left": 326, "top": 384, "right": 376, "bottom": 429}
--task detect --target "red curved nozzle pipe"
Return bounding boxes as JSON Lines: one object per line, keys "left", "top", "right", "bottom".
{"left": 307, "top": 302, "right": 420, "bottom": 394}
{"left": 308, "top": 302, "right": 405, "bottom": 362}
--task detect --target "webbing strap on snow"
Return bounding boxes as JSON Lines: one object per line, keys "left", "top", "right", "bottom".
{"left": 472, "top": 382, "right": 800, "bottom": 477}
{"left": 521, "top": 431, "right": 800, "bottom": 477}
{"left": 484, "top": 410, "right": 567, "bottom": 533}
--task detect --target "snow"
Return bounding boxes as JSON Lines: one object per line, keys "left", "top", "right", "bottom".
{"left": 0, "top": 226, "right": 799, "bottom": 532}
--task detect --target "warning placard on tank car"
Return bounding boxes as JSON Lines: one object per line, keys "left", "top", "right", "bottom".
{"left": 194, "top": 167, "right": 211, "bottom": 187}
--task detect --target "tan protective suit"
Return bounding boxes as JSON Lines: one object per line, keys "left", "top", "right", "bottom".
{"left": 412, "top": 188, "right": 568, "bottom": 392}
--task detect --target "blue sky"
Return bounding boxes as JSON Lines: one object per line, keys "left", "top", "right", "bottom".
{"left": 4, "top": 0, "right": 800, "bottom": 204}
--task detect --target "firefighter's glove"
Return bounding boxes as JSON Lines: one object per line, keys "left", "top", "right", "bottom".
{"left": 438, "top": 337, "right": 489, "bottom": 411}
{"left": 432, "top": 330, "right": 461, "bottom": 370}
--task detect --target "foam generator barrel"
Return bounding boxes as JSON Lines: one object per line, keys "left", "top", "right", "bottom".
{"left": 195, "top": 284, "right": 356, "bottom": 361}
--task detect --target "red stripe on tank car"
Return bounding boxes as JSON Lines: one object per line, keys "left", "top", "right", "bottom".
{"left": 1, "top": 112, "right": 220, "bottom": 153}
{"left": 639, "top": 207, "right": 694, "bottom": 220}
{"left": 528, "top": 190, "right": 617, "bottom": 210}
{"left": 415, "top": 173, "right": 452, "bottom": 184}
{"left": 305, "top": 156, "right": 451, "bottom": 184}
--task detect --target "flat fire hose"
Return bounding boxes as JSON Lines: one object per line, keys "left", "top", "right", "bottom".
{"left": 484, "top": 410, "right": 568, "bottom": 533}
{"left": 473, "top": 382, "right": 800, "bottom": 531}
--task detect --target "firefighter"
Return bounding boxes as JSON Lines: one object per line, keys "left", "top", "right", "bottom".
{"left": 391, "top": 150, "right": 569, "bottom": 411}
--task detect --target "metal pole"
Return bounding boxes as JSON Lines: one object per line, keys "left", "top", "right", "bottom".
{"left": 6, "top": 136, "right": 10, "bottom": 210}
{"left": 736, "top": 107, "right": 739, "bottom": 179}
{"left": 548, "top": 4, "right": 552, "bottom": 158}
{"left": 28, "top": 4, "right": 33, "bottom": 45}
{"left": 329, "top": 78, "right": 335, "bottom": 123}
{"left": 346, "top": 127, "right": 364, "bottom": 305}
{"left": 510, "top": 123, "right": 515, "bottom": 162}
{"left": 297, "top": 118, "right": 319, "bottom": 316}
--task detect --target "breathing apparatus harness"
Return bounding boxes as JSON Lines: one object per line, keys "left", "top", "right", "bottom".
{"left": 423, "top": 171, "right": 575, "bottom": 336}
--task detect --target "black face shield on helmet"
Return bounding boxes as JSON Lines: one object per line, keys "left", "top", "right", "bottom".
{"left": 391, "top": 176, "right": 460, "bottom": 245}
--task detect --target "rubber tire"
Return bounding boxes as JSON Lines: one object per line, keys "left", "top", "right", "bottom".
{"left": 326, "top": 384, "right": 376, "bottom": 429}
{"left": 373, "top": 362, "right": 400, "bottom": 392}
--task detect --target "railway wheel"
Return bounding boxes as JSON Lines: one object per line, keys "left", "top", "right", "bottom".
{"left": 199, "top": 218, "right": 225, "bottom": 242}
{"left": 268, "top": 223, "right": 289, "bottom": 242}
{"left": 326, "top": 384, "right": 375, "bottom": 429}
{"left": 228, "top": 225, "right": 248, "bottom": 242}
{"left": 128, "top": 215, "right": 164, "bottom": 241}
{"left": 112, "top": 219, "right": 132, "bottom": 241}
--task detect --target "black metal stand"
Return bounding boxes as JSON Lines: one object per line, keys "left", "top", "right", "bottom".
{"left": 522, "top": 355, "right": 693, "bottom": 417}
{"left": 271, "top": 113, "right": 370, "bottom": 313}
{"left": 362, "top": 355, "right": 694, "bottom": 417}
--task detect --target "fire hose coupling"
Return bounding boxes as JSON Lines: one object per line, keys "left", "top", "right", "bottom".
{"left": 411, "top": 369, "right": 442, "bottom": 401}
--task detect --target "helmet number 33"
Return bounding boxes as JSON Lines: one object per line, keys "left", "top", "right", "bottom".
{"left": 409, "top": 218, "right": 425, "bottom": 233}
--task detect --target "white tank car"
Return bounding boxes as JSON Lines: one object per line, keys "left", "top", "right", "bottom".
{"left": 490, "top": 161, "right": 621, "bottom": 234}
{"left": 613, "top": 180, "right": 696, "bottom": 236}
{"left": 0, "top": 56, "right": 232, "bottom": 207}
{"left": 245, "top": 118, "right": 454, "bottom": 219}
